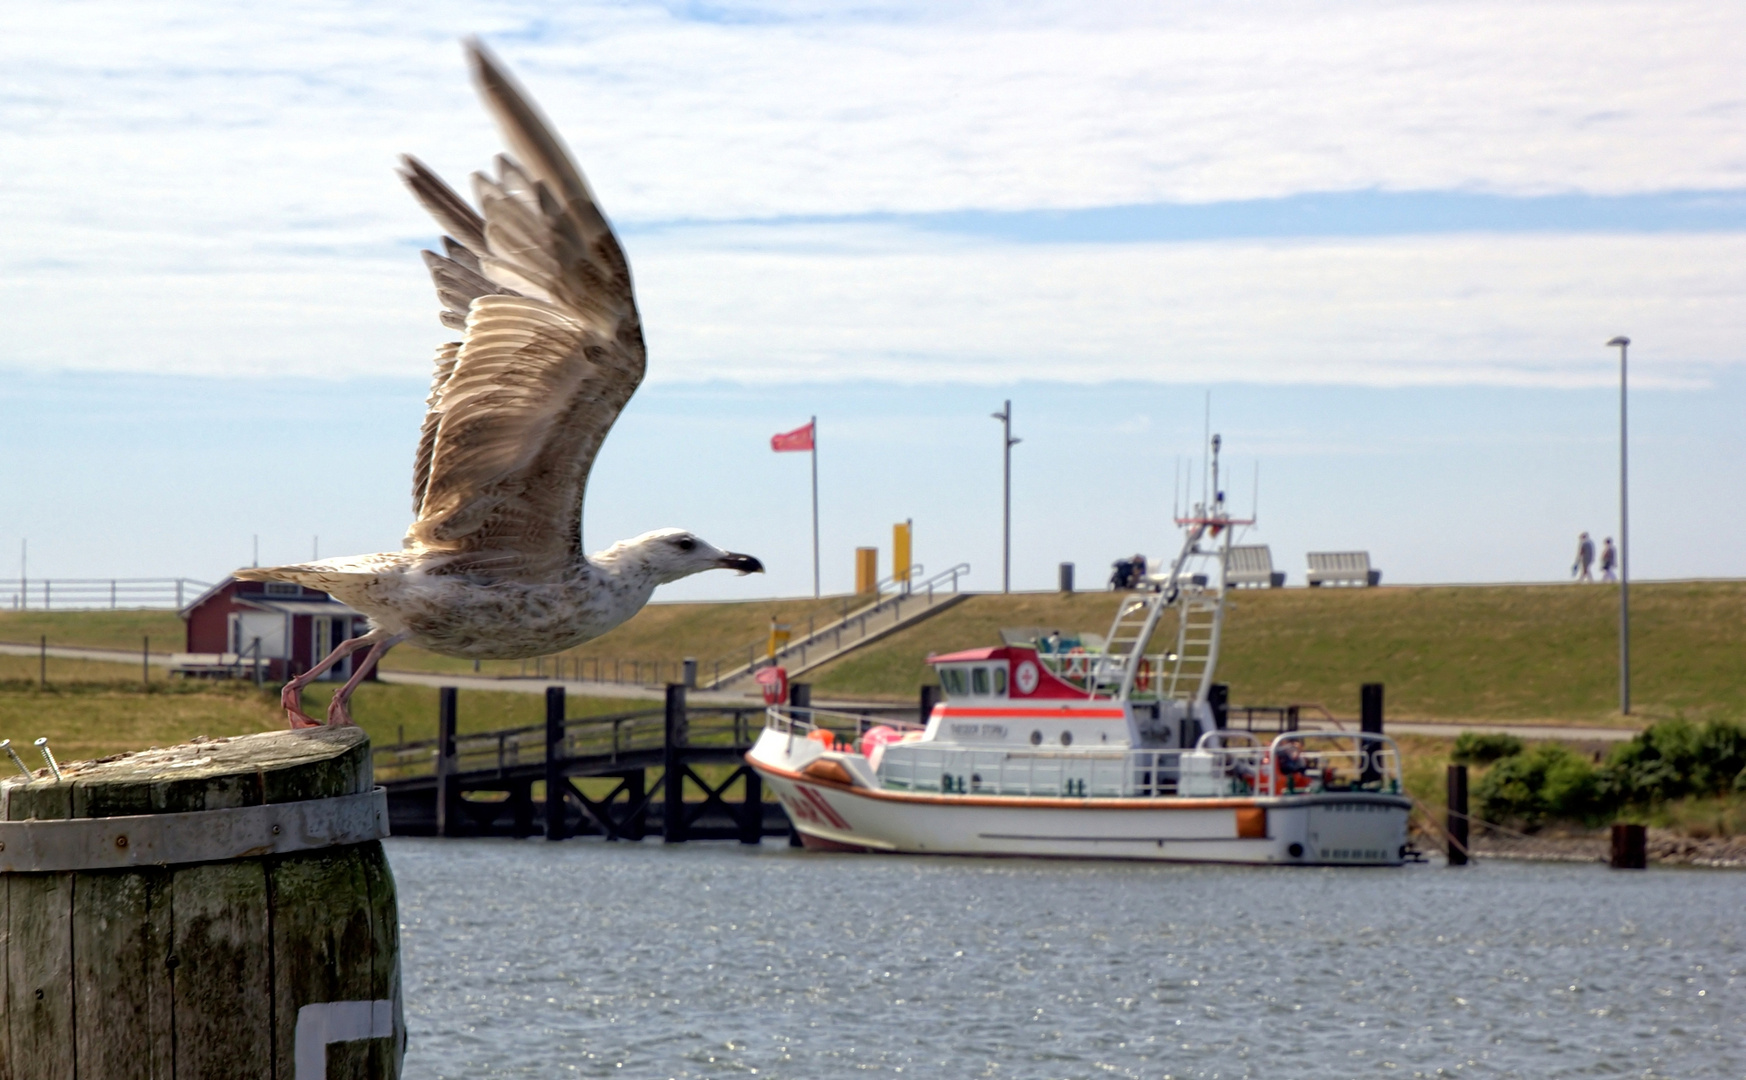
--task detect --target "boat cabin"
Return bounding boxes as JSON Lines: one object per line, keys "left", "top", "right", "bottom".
{"left": 924, "top": 645, "right": 1205, "bottom": 751}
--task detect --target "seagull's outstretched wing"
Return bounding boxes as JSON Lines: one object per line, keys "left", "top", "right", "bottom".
{"left": 398, "top": 41, "right": 645, "bottom": 581}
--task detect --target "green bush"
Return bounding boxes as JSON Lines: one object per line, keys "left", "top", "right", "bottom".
{"left": 1473, "top": 718, "right": 1746, "bottom": 828}
{"left": 1451, "top": 732, "right": 1525, "bottom": 764}
{"left": 1476, "top": 743, "right": 1601, "bottom": 827}
{"left": 1598, "top": 718, "right": 1746, "bottom": 805}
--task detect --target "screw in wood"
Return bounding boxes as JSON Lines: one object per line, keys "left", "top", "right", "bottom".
{"left": 34, "top": 738, "right": 63, "bottom": 782}
{"left": 0, "top": 740, "right": 31, "bottom": 778}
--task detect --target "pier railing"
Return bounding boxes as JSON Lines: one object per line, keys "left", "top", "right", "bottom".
{"left": 372, "top": 703, "right": 765, "bottom": 784}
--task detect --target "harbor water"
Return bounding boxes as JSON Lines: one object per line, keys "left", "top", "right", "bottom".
{"left": 391, "top": 838, "right": 1743, "bottom": 1079}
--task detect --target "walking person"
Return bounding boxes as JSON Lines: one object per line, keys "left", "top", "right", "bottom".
{"left": 1599, "top": 537, "right": 1618, "bottom": 583}
{"left": 1572, "top": 532, "right": 1595, "bottom": 582}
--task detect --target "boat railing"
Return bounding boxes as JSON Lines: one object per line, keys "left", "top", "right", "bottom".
{"left": 871, "top": 731, "right": 1401, "bottom": 799}
{"left": 1034, "top": 649, "right": 1184, "bottom": 699}
{"left": 765, "top": 704, "right": 926, "bottom": 742}
{"left": 761, "top": 705, "right": 1403, "bottom": 798}
{"left": 1181, "top": 731, "right": 1403, "bottom": 798}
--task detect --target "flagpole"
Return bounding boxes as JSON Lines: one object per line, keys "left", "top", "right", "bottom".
{"left": 810, "top": 415, "right": 820, "bottom": 599}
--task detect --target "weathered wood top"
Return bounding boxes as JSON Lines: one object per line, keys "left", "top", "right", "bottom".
{"left": 3, "top": 727, "right": 371, "bottom": 821}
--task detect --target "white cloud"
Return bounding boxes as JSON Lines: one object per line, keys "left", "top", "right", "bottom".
{"left": 6, "top": 222, "right": 1742, "bottom": 385}
{"left": 1, "top": 1, "right": 1743, "bottom": 383}
{"left": 627, "top": 225, "right": 1746, "bottom": 388}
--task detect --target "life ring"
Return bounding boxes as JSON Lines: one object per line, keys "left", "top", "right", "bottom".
{"left": 1134, "top": 658, "right": 1153, "bottom": 691}
{"left": 1065, "top": 647, "right": 1088, "bottom": 678}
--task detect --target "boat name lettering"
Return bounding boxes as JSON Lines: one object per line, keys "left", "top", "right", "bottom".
{"left": 950, "top": 723, "right": 1008, "bottom": 738}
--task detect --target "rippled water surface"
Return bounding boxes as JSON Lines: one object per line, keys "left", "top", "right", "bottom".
{"left": 388, "top": 838, "right": 1744, "bottom": 1079}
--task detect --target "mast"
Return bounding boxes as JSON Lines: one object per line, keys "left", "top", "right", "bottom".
{"left": 1092, "top": 433, "right": 1250, "bottom": 702}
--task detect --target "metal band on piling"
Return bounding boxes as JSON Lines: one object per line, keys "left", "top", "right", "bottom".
{"left": 0, "top": 787, "right": 389, "bottom": 873}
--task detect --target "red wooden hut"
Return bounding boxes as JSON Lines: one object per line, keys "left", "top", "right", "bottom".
{"left": 178, "top": 577, "right": 370, "bottom": 681}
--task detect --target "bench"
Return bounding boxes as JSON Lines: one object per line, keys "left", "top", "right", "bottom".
{"left": 1306, "top": 551, "right": 1381, "bottom": 587}
{"left": 1225, "top": 545, "right": 1285, "bottom": 588}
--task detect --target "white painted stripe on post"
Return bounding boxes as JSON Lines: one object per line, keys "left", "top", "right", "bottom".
{"left": 294, "top": 999, "right": 395, "bottom": 1080}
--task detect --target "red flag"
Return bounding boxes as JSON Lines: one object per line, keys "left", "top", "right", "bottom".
{"left": 771, "top": 421, "right": 814, "bottom": 452}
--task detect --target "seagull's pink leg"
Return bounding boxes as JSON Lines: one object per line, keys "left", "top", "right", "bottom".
{"left": 326, "top": 632, "right": 411, "bottom": 728}
{"left": 281, "top": 635, "right": 374, "bottom": 729}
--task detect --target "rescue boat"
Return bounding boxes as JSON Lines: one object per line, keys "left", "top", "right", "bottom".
{"left": 747, "top": 435, "right": 1412, "bottom": 865}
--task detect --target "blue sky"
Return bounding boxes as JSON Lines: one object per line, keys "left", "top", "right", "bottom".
{"left": 1, "top": 1, "right": 1743, "bottom": 597}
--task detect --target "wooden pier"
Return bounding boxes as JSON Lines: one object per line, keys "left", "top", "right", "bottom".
{"left": 374, "top": 685, "right": 793, "bottom": 842}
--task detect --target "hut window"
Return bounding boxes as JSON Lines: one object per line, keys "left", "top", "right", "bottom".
{"left": 972, "top": 667, "right": 990, "bottom": 695}
{"left": 992, "top": 667, "right": 1008, "bottom": 695}
{"left": 940, "top": 667, "right": 968, "bottom": 696}
{"left": 264, "top": 582, "right": 300, "bottom": 596}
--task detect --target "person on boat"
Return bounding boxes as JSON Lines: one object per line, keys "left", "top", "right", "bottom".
{"left": 1275, "top": 738, "right": 1311, "bottom": 779}
{"left": 1572, "top": 532, "right": 1595, "bottom": 582}
{"left": 1599, "top": 537, "right": 1618, "bottom": 583}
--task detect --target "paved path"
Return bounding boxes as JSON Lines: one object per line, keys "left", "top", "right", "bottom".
{"left": 1346, "top": 720, "right": 1639, "bottom": 742}
{"left": 376, "top": 669, "right": 761, "bottom": 708}
{"left": 1, "top": 640, "right": 1646, "bottom": 740}
{"left": 0, "top": 640, "right": 176, "bottom": 666}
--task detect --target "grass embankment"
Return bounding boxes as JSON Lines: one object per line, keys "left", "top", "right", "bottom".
{"left": 809, "top": 582, "right": 1746, "bottom": 725}
{"left": 0, "top": 609, "right": 184, "bottom": 651}
{"left": 379, "top": 593, "right": 861, "bottom": 679}
{"left": 12, "top": 584, "right": 1743, "bottom": 725}
{"left": 5, "top": 582, "right": 1744, "bottom": 804}
{"left": 0, "top": 649, "right": 646, "bottom": 764}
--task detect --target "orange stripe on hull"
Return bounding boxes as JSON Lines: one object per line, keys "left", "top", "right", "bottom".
{"left": 939, "top": 706, "right": 1126, "bottom": 719}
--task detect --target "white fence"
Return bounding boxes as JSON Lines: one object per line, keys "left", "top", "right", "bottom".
{"left": 6, "top": 578, "right": 212, "bottom": 611}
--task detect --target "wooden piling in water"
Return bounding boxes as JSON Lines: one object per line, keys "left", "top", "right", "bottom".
{"left": 919, "top": 684, "right": 940, "bottom": 726}
{"left": 663, "top": 684, "right": 688, "bottom": 843}
{"left": 1360, "top": 683, "right": 1384, "bottom": 734}
{"left": 435, "top": 685, "right": 457, "bottom": 838}
{"left": 545, "top": 686, "right": 567, "bottom": 842}
{"left": 0, "top": 728, "right": 401, "bottom": 1078}
{"left": 1610, "top": 823, "right": 1647, "bottom": 869}
{"left": 1446, "top": 763, "right": 1470, "bottom": 866}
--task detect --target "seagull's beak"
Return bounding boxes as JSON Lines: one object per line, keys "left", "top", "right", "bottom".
{"left": 717, "top": 552, "right": 764, "bottom": 575}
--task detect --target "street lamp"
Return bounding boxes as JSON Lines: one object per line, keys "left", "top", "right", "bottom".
{"left": 1607, "top": 335, "right": 1630, "bottom": 715}
{"left": 990, "top": 400, "right": 1021, "bottom": 593}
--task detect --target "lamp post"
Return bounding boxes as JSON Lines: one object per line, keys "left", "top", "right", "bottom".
{"left": 990, "top": 400, "right": 1021, "bottom": 593}
{"left": 1608, "top": 335, "right": 1630, "bottom": 715}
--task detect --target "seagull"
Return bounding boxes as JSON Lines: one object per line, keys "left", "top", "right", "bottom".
{"left": 235, "top": 41, "right": 763, "bottom": 728}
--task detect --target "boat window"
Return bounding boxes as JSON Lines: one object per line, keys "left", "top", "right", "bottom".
{"left": 972, "top": 667, "right": 990, "bottom": 695}
{"left": 992, "top": 667, "right": 1008, "bottom": 695}
{"left": 940, "top": 667, "right": 968, "bottom": 696}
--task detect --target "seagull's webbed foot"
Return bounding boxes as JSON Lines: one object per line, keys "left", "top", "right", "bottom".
{"left": 320, "top": 630, "right": 408, "bottom": 729}
{"left": 282, "top": 684, "right": 325, "bottom": 729}
{"left": 279, "top": 634, "right": 374, "bottom": 729}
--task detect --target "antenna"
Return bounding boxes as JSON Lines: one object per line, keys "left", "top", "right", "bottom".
{"left": 1202, "top": 391, "right": 1212, "bottom": 509}
{"left": 1172, "top": 456, "right": 1181, "bottom": 518}
{"left": 1211, "top": 433, "right": 1222, "bottom": 510}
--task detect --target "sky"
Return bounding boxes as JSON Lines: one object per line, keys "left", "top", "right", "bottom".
{"left": 2, "top": 1, "right": 1743, "bottom": 600}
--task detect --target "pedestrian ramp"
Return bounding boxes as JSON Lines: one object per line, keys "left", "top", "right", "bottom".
{"left": 705, "top": 565, "right": 971, "bottom": 690}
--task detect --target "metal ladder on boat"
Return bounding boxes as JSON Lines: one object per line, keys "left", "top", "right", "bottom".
{"left": 1089, "top": 517, "right": 1210, "bottom": 700}
{"left": 1163, "top": 587, "right": 1222, "bottom": 701}
{"left": 1088, "top": 432, "right": 1249, "bottom": 703}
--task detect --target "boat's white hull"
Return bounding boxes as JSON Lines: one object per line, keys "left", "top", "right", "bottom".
{"left": 750, "top": 741, "right": 1410, "bottom": 867}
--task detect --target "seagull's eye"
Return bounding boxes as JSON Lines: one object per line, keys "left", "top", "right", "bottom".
{"left": 676, "top": 537, "right": 696, "bottom": 552}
